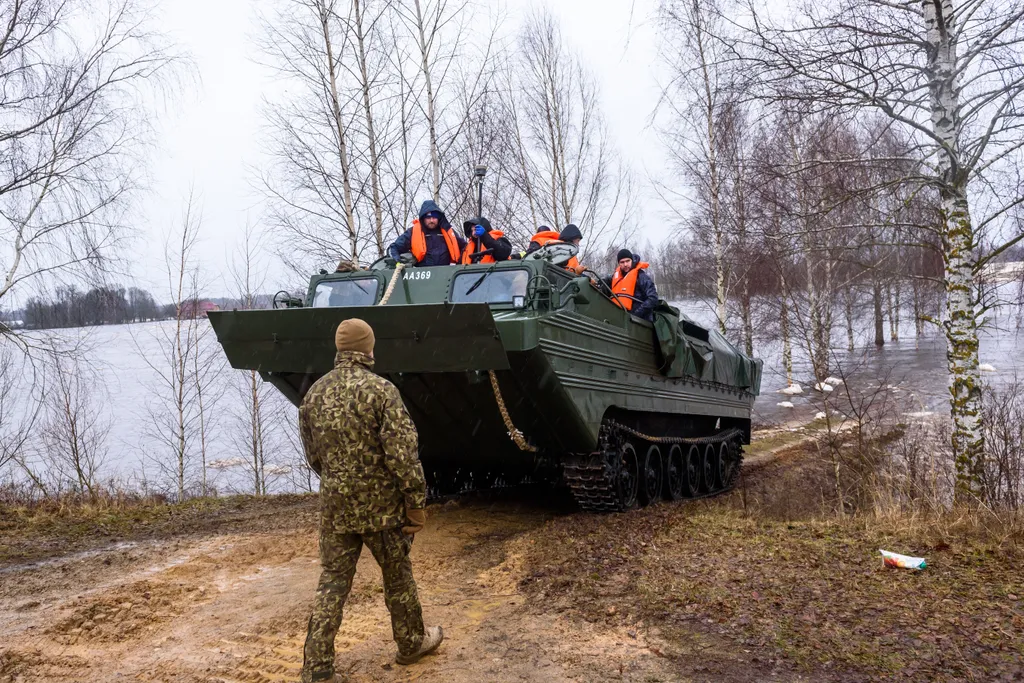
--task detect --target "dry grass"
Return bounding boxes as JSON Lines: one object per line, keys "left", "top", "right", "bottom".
{"left": 515, "top": 497, "right": 1023, "bottom": 681}
{"left": 0, "top": 492, "right": 318, "bottom": 565}
{"left": 511, "top": 430, "right": 1024, "bottom": 681}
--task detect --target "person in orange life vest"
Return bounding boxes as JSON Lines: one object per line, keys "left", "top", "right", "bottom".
{"left": 604, "top": 249, "right": 658, "bottom": 322}
{"left": 523, "top": 225, "right": 561, "bottom": 257}
{"left": 557, "top": 224, "right": 587, "bottom": 275}
{"left": 460, "top": 217, "right": 512, "bottom": 264}
{"left": 388, "top": 200, "right": 466, "bottom": 267}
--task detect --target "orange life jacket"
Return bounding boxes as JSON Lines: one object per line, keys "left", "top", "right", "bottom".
{"left": 411, "top": 218, "right": 461, "bottom": 264}
{"left": 531, "top": 234, "right": 582, "bottom": 272}
{"left": 461, "top": 230, "right": 506, "bottom": 265}
{"left": 529, "top": 230, "right": 561, "bottom": 249}
{"left": 611, "top": 262, "right": 649, "bottom": 311}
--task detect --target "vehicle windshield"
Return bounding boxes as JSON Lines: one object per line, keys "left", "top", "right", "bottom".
{"left": 312, "top": 278, "right": 380, "bottom": 307}
{"left": 451, "top": 269, "right": 529, "bottom": 305}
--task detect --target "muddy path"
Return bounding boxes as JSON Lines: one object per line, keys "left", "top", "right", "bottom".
{"left": 0, "top": 491, "right": 706, "bottom": 683}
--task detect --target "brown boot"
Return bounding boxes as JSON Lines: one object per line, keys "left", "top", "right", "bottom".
{"left": 395, "top": 625, "right": 444, "bottom": 665}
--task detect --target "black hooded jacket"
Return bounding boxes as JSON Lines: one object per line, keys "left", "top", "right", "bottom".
{"left": 388, "top": 200, "right": 467, "bottom": 266}
{"left": 461, "top": 217, "right": 512, "bottom": 262}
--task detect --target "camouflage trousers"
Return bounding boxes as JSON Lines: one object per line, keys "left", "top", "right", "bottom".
{"left": 301, "top": 524, "right": 425, "bottom": 682}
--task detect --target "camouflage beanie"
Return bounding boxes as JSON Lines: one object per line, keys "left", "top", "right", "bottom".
{"left": 335, "top": 319, "right": 375, "bottom": 355}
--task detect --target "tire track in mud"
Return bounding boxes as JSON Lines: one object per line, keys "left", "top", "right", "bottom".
{"left": 0, "top": 501, "right": 689, "bottom": 683}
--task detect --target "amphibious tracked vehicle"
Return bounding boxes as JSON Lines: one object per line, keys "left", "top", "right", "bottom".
{"left": 208, "top": 246, "right": 762, "bottom": 511}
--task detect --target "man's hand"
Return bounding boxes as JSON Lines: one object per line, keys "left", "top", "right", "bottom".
{"left": 402, "top": 508, "right": 426, "bottom": 535}
{"left": 398, "top": 252, "right": 417, "bottom": 266}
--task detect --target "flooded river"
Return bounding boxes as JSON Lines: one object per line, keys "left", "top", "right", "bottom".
{"left": 4, "top": 301, "right": 1024, "bottom": 490}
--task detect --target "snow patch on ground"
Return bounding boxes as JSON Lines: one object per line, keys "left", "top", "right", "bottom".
{"left": 980, "top": 363, "right": 997, "bottom": 372}
{"left": 777, "top": 401, "right": 795, "bottom": 408}
{"left": 778, "top": 385, "right": 804, "bottom": 395}
{"left": 814, "top": 383, "right": 835, "bottom": 392}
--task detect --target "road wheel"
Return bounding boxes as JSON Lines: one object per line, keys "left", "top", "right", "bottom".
{"left": 701, "top": 444, "right": 717, "bottom": 493}
{"left": 684, "top": 445, "right": 701, "bottom": 497}
{"left": 616, "top": 441, "right": 640, "bottom": 510}
{"left": 716, "top": 441, "right": 735, "bottom": 489}
{"left": 665, "top": 444, "right": 685, "bottom": 501}
{"left": 639, "top": 444, "right": 663, "bottom": 506}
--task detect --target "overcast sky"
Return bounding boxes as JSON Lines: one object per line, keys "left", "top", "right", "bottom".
{"left": 141, "top": 0, "right": 669, "bottom": 298}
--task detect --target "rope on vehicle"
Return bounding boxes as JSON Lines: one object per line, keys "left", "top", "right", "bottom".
{"left": 488, "top": 370, "right": 538, "bottom": 452}
{"left": 379, "top": 262, "right": 406, "bottom": 306}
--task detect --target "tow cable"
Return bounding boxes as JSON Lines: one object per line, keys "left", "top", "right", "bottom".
{"left": 377, "top": 260, "right": 535, "bottom": 452}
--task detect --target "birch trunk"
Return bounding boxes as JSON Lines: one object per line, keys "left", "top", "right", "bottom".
{"left": 913, "top": 272, "right": 924, "bottom": 345}
{"left": 691, "top": 0, "right": 727, "bottom": 334}
{"left": 194, "top": 326, "right": 209, "bottom": 497}
{"left": 844, "top": 290, "right": 854, "bottom": 352}
{"left": 893, "top": 280, "right": 902, "bottom": 341}
{"left": 924, "top": 0, "right": 984, "bottom": 500}
{"left": 320, "top": 4, "right": 359, "bottom": 263}
{"left": 780, "top": 275, "right": 793, "bottom": 385}
{"left": 873, "top": 279, "right": 885, "bottom": 347}
{"left": 413, "top": 0, "right": 440, "bottom": 202}
{"left": 353, "top": 0, "right": 384, "bottom": 255}
{"left": 740, "top": 279, "right": 753, "bottom": 357}
{"left": 249, "top": 369, "right": 266, "bottom": 495}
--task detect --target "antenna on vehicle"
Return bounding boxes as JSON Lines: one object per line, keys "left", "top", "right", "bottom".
{"left": 474, "top": 164, "right": 487, "bottom": 218}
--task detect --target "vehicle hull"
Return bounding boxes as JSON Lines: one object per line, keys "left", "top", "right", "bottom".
{"left": 208, "top": 303, "right": 756, "bottom": 470}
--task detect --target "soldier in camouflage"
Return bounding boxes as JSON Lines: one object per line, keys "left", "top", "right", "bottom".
{"left": 299, "top": 318, "right": 443, "bottom": 683}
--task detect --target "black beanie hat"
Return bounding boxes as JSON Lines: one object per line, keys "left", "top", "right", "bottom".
{"left": 616, "top": 248, "right": 633, "bottom": 262}
{"left": 560, "top": 224, "right": 582, "bottom": 242}
{"left": 536, "top": 225, "right": 552, "bottom": 233}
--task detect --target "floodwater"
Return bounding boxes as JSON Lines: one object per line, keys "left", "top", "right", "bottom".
{"left": 742, "top": 309, "right": 1024, "bottom": 426}
{"left": 5, "top": 301, "right": 1024, "bottom": 489}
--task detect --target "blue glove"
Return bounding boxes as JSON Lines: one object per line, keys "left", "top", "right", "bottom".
{"left": 473, "top": 225, "right": 485, "bottom": 237}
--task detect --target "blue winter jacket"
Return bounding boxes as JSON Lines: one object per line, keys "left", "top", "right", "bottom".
{"left": 387, "top": 200, "right": 467, "bottom": 266}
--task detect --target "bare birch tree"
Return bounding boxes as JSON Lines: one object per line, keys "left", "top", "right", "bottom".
{"left": 257, "top": 0, "right": 361, "bottom": 271}
{"left": 737, "top": 0, "right": 1024, "bottom": 499}
{"left": 138, "top": 194, "right": 220, "bottom": 500}
{"left": 658, "top": 0, "right": 732, "bottom": 334}
{"left": 505, "top": 9, "right": 636, "bottom": 255}
{"left": 228, "top": 224, "right": 277, "bottom": 495}
{"left": 0, "top": 340, "right": 41, "bottom": 477}
{"left": 37, "top": 348, "right": 110, "bottom": 497}
{"left": 0, "top": 0, "right": 178, "bottom": 320}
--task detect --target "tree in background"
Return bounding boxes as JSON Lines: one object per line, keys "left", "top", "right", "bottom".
{"left": 739, "top": 0, "right": 1024, "bottom": 501}
{"left": 139, "top": 194, "right": 222, "bottom": 500}
{"left": 501, "top": 9, "right": 636, "bottom": 258}
{"left": 0, "top": 0, "right": 178, "bottom": 328}
{"left": 657, "top": 0, "right": 733, "bottom": 335}
{"left": 256, "top": 1, "right": 635, "bottom": 273}
{"left": 35, "top": 350, "right": 111, "bottom": 497}
{"left": 227, "top": 224, "right": 290, "bottom": 495}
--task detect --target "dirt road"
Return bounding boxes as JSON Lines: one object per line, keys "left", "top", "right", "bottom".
{"left": 0, "top": 495, "right": 696, "bottom": 683}
{"left": 3, "top": 429, "right": 1019, "bottom": 683}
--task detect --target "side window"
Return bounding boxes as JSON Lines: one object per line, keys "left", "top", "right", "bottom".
{"left": 311, "top": 278, "right": 380, "bottom": 307}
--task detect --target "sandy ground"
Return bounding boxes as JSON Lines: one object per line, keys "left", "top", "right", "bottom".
{"left": 0, "top": 428, "right": 828, "bottom": 683}
{"left": 0, "top": 492, "right": 712, "bottom": 683}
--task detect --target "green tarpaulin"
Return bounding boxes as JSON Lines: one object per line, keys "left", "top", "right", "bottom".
{"left": 653, "top": 301, "right": 762, "bottom": 394}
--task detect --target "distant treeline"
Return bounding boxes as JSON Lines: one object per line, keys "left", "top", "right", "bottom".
{"left": 22, "top": 286, "right": 168, "bottom": 329}
{"left": 19, "top": 287, "right": 276, "bottom": 330}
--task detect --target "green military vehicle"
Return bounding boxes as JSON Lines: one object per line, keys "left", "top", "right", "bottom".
{"left": 208, "top": 245, "right": 761, "bottom": 511}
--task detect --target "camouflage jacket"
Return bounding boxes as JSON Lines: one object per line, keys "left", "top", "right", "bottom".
{"left": 299, "top": 350, "right": 426, "bottom": 533}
